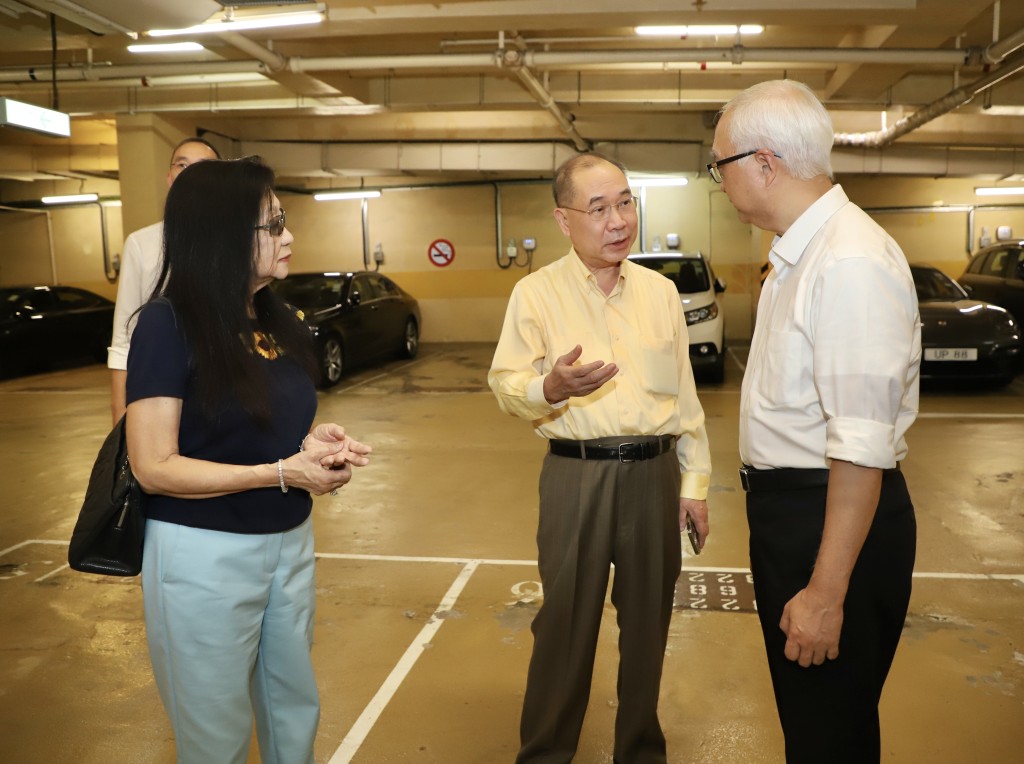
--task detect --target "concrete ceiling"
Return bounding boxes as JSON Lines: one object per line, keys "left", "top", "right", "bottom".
{"left": 0, "top": 0, "right": 1023, "bottom": 188}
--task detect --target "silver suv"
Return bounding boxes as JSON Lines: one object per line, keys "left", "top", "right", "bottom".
{"left": 628, "top": 252, "right": 727, "bottom": 382}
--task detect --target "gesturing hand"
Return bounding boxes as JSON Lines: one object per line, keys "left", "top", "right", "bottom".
{"left": 543, "top": 345, "right": 619, "bottom": 404}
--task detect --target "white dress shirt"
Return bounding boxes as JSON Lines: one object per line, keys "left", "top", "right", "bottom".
{"left": 107, "top": 221, "right": 163, "bottom": 371}
{"left": 739, "top": 185, "right": 921, "bottom": 470}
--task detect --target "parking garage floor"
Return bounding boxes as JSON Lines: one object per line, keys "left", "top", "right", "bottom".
{"left": 0, "top": 344, "right": 1022, "bottom": 764}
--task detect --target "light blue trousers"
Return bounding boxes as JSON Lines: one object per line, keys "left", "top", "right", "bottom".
{"left": 142, "top": 517, "right": 319, "bottom": 764}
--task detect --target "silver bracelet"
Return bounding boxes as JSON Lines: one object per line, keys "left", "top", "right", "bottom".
{"left": 277, "top": 459, "right": 288, "bottom": 493}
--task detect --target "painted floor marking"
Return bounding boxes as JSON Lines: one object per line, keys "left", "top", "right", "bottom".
{"left": 5, "top": 539, "right": 1023, "bottom": 762}
{"left": 328, "top": 560, "right": 479, "bottom": 764}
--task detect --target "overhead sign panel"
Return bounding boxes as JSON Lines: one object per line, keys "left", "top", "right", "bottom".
{"left": 0, "top": 98, "right": 71, "bottom": 138}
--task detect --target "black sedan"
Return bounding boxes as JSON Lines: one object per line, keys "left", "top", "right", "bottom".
{"left": 958, "top": 240, "right": 1024, "bottom": 325}
{"left": 0, "top": 285, "right": 114, "bottom": 377}
{"left": 912, "top": 265, "right": 1022, "bottom": 384}
{"left": 271, "top": 271, "right": 421, "bottom": 387}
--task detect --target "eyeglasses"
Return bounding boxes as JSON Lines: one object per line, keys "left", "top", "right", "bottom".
{"left": 560, "top": 196, "right": 638, "bottom": 222}
{"left": 255, "top": 210, "right": 286, "bottom": 237}
{"left": 706, "top": 149, "right": 781, "bottom": 183}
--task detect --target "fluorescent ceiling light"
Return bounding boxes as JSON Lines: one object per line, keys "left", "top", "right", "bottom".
{"left": 630, "top": 176, "right": 689, "bottom": 187}
{"left": 635, "top": 25, "right": 764, "bottom": 37}
{"left": 0, "top": 97, "right": 70, "bottom": 138}
{"left": 41, "top": 193, "right": 99, "bottom": 204}
{"left": 975, "top": 187, "right": 1024, "bottom": 196}
{"left": 314, "top": 190, "right": 381, "bottom": 201}
{"left": 148, "top": 10, "right": 323, "bottom": 37}
{"left": 128, "top": 42, "right": 205, "bottom": 53}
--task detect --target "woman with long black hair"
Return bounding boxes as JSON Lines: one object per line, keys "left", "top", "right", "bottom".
{"left": 125, "top": 157, "right": 369, "bottom": 763}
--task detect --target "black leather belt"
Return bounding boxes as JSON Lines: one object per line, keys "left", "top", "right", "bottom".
{"left": 739, "top": 463, "right": 900, "bottom": 493}
{"left": 549, "top": 435, "right": 676, "bottom": 463}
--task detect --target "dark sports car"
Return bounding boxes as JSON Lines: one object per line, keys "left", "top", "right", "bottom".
{"left": 912, "top": 265, "right": 1021, "bottom": 384}
{"left": 271, "top": 271, "right": 421, "bottom": 387}
{"left": 0, "top": 285, "right": 113, "bottom": 377}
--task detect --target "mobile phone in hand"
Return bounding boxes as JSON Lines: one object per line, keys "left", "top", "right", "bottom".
{"left": 685, "top": 515, "right": 701, "bottom": 555}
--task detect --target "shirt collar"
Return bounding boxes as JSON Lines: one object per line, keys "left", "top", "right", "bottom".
{"left": 770, "top": 184, "right": 849, "bottom": 269}
{"left": 567, "top": 247, "right": 628, "bottom": 294}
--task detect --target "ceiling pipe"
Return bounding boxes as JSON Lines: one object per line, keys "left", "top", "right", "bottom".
{"left": 0, "top": 60, "right": 269, "bottom": 82}
{"left": 0, "top": 45, "right": 977, "bottom": 86}
{"left": 216, "top": 31, "right": 288, "bottom": 72}
{"left": 834, "top": 49, "right": 1024, "bottom": 147}
{"left": 982, "top": 25, "right": 1024, "bottom": 64}
{"left": 497, "top": 46, "right": 590, "bottom": 152}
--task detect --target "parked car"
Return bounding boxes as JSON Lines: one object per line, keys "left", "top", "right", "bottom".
{"left": 627, "top": 251, "right": 727, "bottom": 382}
{"left": 912, "top": 265, "right": 1022, "bottom": 384}
{"left": 0, "top": 285, "right": 114, "bottom": 377}
{"left": 958, "top": 240, "right": 1024, "bottom": 325}
{"left": 270, "top": 271, "right": 421, "bottom": 387}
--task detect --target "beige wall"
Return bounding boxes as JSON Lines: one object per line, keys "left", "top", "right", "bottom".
{"left": 5, "top": 160, "right": 1023, "bottom": 342}
{"left": 0, "top": 192, "right": 122, "bottom": 299}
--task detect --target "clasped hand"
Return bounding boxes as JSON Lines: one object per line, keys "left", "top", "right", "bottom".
{"left": 284, "top": 423, "right": 372, "bottom": 495}
{"left": 543, "top": 344, "right": 618, "bottom": 404}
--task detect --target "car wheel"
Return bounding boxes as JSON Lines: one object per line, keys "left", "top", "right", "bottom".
{"left": 320, "top": 335, "right": 344, "bottom": 387}
{"left": 401, "top": 318, "right": 419, "bottom": 359}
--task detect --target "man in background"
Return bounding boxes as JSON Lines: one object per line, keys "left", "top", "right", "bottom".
{"left": 108, "top": 136, "right": 220, "bottom": 422}
{"left": 489, "top": 152, "right": 711, "bottom": 763}
{"left": 710, "top": 79, "right": 920, "bottom": 763}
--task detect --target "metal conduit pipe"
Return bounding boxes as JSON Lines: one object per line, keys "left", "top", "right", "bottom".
{"left": 0, "top": 46, "right": 980, "bottom": 85}
{"left": 216, "top": 32, "right": 288, "bottom": 72}
{"left": 0, "top": 60, "right": 268, "bottom": 82}
{"left": 983, "top": 26, "right": 1024, "bottom": 64}
{"left": 511, "top": 65, "right": 590, "bottom": 152}
{"left": 834, "top": 51, "right": 1024, "bottom": 147}
{"left": 526, "top": 47, "right": 969, "bottom": 68}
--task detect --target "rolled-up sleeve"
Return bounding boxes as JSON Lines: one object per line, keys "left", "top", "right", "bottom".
{"left": 813, "top": 256, "right": 917, "bottom": 468}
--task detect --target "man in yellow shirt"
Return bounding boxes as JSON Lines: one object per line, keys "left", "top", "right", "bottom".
{"left": 488, "top": 152, "right": 712, "bottom": 763}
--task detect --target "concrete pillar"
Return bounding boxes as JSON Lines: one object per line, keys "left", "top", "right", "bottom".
{"left": 114, "top": 113, "right": 194, "bottom": 237}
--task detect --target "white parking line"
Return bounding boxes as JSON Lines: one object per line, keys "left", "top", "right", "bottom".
{"left": 727, "top": 346, "right": 747, "bottom": 372}
{"left": 328, "top": 560, "right": 480, "bottom": 764}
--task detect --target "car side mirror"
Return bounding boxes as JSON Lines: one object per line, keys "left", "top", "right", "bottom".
{"left": 349, "top": 290, "right": 362, "bottom": 306}
{"left": 714, "top": 277, "right": 727, "bottom": 294}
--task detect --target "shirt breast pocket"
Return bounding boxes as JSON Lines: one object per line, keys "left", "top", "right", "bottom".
{"left": 640, "top": 337, "right": 679, "bottom": 396}
{"left": 759, "top": 329, "right": 806, "bottom": 405}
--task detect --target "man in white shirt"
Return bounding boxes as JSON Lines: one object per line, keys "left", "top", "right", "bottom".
{"left": 108, "top": 137, "right": 220, "bottom": 422}
{"left": 709, "top": 80, "right": 920, "bottom": 764}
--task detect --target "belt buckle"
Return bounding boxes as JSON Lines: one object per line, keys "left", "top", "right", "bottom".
{"left": 739, "top": 466, "right": 752, "bottom": 492}
{"left": 617, "top": 442, "right": 637, "bottom": 463}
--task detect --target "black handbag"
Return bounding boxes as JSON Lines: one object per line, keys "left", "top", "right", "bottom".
{"left": 68, "top": 416, "right": 145, "bottom": 576}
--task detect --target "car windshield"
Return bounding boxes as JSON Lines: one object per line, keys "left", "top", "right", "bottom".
{"left": 913, "top": 268, "right": 966, "bottom": 302}
{"left": 631, "top": 257, "right": 710, "bottom": 293}
{"left": 272, "top": 275, "right": 345, "bottom": 309}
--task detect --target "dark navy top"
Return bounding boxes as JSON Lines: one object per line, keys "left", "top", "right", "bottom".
{"left": 126, "top": 300, "right": 317, "bottom": 534}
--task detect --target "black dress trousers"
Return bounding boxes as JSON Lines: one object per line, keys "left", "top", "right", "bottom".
{"left": 746, "top": 471, "right": 916, "bottom": 764}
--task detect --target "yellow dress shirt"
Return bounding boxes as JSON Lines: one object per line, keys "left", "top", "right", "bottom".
{"left": 488, "top": 250, "right": 712, "bottom": 500}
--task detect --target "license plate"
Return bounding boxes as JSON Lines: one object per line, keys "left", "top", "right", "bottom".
{"left": 924, "top": 348, "right": 978, "bottom": 361}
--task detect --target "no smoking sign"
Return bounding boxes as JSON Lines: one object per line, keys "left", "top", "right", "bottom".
{"left": 428, "top": 238, "right": 455, "bottom": 267}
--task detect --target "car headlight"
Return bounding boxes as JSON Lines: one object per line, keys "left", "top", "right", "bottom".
{"left": 995, "top": 315, "right": 1019, "bottom": 339}
{"left": 685, "top": 302, "right": 719, "bottom": 325}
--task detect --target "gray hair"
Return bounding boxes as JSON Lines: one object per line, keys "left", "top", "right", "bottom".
{"left": 719, "top": 79, "right": 834, "bottom": 180}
